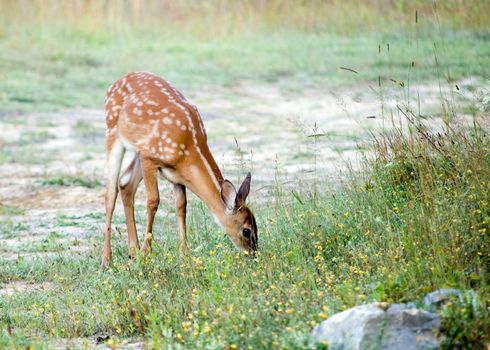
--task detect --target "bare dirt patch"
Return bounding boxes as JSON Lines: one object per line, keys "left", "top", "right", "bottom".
{"left": 46, "top": 337, "right": 146, "bottom": 350}
{"left": 0, "top": 281, "right": 56, "bottom": 296}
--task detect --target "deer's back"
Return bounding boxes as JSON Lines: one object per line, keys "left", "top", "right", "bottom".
{"left": 104, "top": 72, "right": 206, "bottom": 166}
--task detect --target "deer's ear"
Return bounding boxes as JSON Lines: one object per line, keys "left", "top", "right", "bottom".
{"left": 236, "top": 172, "right": 251, "bottom": 206}
{"left": 221, "top": 180, "right": 237, "bottom": 213}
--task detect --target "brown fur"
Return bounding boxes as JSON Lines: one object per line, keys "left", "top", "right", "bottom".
{"left": 101, "top": 72, "right": 257, "bottom": 267}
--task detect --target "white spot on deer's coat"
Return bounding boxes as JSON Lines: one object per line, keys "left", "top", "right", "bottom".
{"left": 163, "top": 117, "right": 172, "bottom": 125}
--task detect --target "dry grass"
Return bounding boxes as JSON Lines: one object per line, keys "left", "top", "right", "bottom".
{"left": 1, "top": 0, "right": 489, "bottom": 36}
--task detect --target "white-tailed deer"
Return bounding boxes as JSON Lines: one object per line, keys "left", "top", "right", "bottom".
{"left": 101, "top": 72, "right": 257, "bottom": 267}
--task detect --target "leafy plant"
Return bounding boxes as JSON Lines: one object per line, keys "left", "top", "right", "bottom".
{"left": 440, "top": 291, "right": 490, "bottom": 349}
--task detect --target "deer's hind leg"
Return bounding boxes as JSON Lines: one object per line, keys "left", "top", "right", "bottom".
{"left": 119, "top": 154, "right": 143, "bottom": 258}
{"left": 173, "top": 184, "right": 189, "bottom": 253}
{"left": 102, "top": 138, "right": 125, "bottom": 268}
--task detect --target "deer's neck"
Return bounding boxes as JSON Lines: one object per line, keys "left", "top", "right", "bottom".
{"left": 182, "top": 145, "right": 228, "bottom": 226}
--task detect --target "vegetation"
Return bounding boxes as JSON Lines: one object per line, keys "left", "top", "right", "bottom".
{"left": 40, "top": 175, "right": 102, "bottom": 189}
{"left": 1, "top": 112, "right": 488, "bottom": 349}
{"left": 0, "top": 0, "right": 489, "bottom": 349}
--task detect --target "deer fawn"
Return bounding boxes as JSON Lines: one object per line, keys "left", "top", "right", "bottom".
{"left": 101, "top": 72, "right": 257, "bottom": 267}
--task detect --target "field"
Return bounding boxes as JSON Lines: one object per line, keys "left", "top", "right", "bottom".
{"left": 0, "top": 1, "right": 489, "bottom": 349}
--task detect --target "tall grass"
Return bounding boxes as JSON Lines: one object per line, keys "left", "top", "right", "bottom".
{"left": 1, "top": 0, "right": 490, "bottom": 36}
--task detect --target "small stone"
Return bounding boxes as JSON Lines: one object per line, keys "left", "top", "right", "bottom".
{"left": 423, "top": 288, "right": 462, "bottom": 309}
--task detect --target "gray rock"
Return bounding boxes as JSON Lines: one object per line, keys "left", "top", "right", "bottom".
{"left": 311, "top": 303, "right": 442, "bottom": 350}
{"left": 311, "top": 304, "right": 385, "bottom": 350}
{"left": 423, "top": 288, "right": 462, "bottom": 308}
{"left": 381, "top": 307, "right": 441, "bottom": 350}
{"left": 387, "top": 303, "right": 417, "bottom": 312}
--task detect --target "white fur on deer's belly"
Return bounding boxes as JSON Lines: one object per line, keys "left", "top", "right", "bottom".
{"left": 159, "top": 167, "right": 184, "bottom": 184}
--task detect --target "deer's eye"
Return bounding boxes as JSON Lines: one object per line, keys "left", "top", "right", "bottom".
{"left": 242, "top": 228, "right": 251, "bottom": 238}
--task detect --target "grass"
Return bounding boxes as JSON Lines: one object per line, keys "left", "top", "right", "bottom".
{"left": 0, "top": 145, "right": 56, "bottom": 165}
{"left": 12, "top": 130, "right": 53, "bottom": 146}
{"left": 40, "top": 175, "right": 102, "bottom": 189}
{"left": 0, "top": 221, "right": 29, "bottom": 239}
{"left": 73, "top": 120, "right": 104, "bottom": 142}
{"left": 0, "top": 205, "right": 24, "bottom": 216}
{"left": 1, "top": 0, "right": 489, "bottom": 34}
{"left": 0, "top": 118, "right": 489, "bottom": 348}
{"left": 0, "top": 25, "right": 489, "bottom": 113}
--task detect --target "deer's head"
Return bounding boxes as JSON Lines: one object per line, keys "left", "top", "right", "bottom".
{"left": 220, "top": 173, "right": 258, "bottom": 254}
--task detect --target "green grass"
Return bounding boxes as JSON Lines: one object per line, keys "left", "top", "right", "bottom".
{"left": 0, "top": 145, "right": 56, "bottom": 165}
{"left": 0, "top": 221, "right": 29, "bottom": 239}
{"left": 0, "top": 205, "right": 24, "bottom": 216}
{"left": 0, "top": 1, "right": 488, "bottom": 113}
{"left": 0, "top": 28, "right": 488, "bottom": 112}
{"left": 73, "top": 120, "right": 104, "bottom": 142}
{"left": 40, "top": 175, "right": 102, "bottom": 189}
{"left": 1, "top": 120, "right": 488, "bottom": 349}
{"left": 11, "top": 130, "right": 53, "bottom": 146}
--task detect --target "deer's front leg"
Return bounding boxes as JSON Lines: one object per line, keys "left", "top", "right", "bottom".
{"left": 141, "top": 157, "right": 159, "bottom": 256}
{"left": 174, "top": 184, "right": 189, "bottom": 253}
